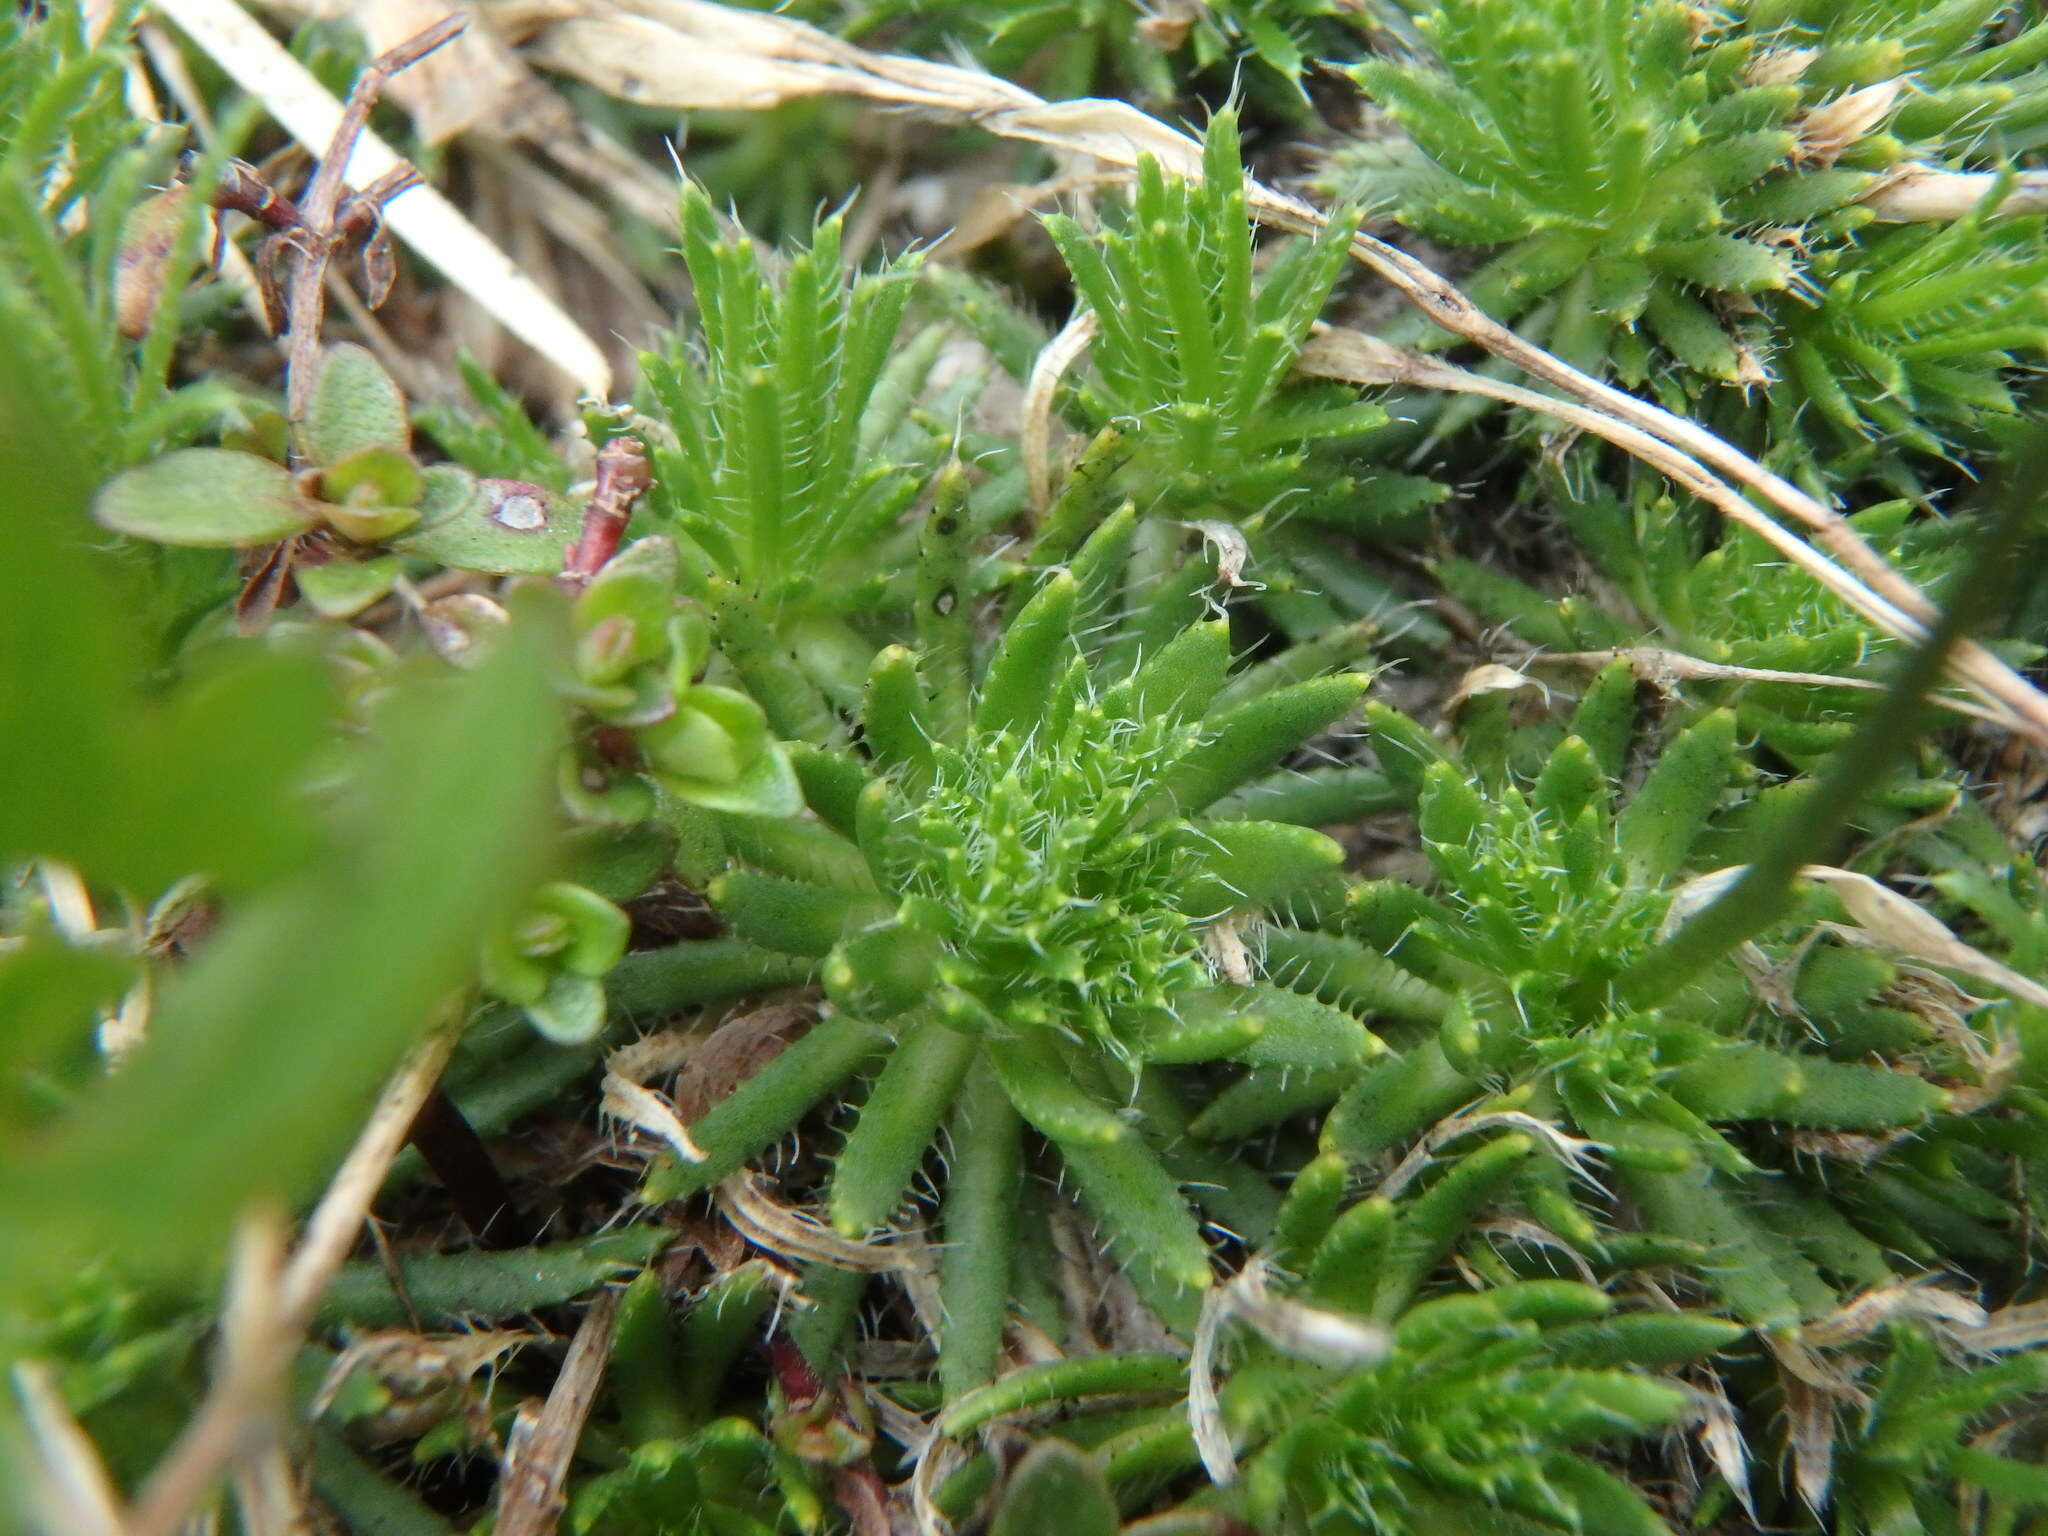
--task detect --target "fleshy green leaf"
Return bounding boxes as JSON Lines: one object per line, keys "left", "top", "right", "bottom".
{"left": 525, "top": 971, "right": 608, "bottom": 1044}
{"left": 989, "top": 1442, "right": 1118, "bottom": 1536}
{"left": 296, "top": 555, "right": 403, "bottom": 619}
{"left": 93, "top": 448, "right": 313, "bottom": 546}
{"left": 299, "top": 341, "right": 410, "bottom": 464}
{"left": 394, "top": 477, "right": 577, "bottom": 574}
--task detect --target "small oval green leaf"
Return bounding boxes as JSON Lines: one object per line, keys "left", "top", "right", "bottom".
{"left": 300, "top": 342, "right": 410, "bottom": 463}
{"left": 93, "top": 449, "right": 314, "bottom": 546}
{"left": 296, "top": 555, "right": 403, "bottom": 619}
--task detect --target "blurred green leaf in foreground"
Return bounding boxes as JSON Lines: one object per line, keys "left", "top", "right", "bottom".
{"left": 0, "top": 317, "right": 564, "bottom": 1314}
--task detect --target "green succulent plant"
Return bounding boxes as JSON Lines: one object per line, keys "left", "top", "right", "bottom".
{"left": 1045, "top": 110, "right": 1386, "bottom": 521}
{"left": 637, "top": 185, "right": 949, "bottom": 733}
{"left": 917, "top": 1156, "right": 1744, "bottom": 1534}
{"left": 1277, "top": 679, "right": 1985, "bottom": 1334}
{"left": 641, "top": 497, "right": 1380, "bottom": 1388}
{"left": 1795, "top": 1320, "right": 2048, "bottom": 1533}
{"left": 1325, "top": 0, "right": 2048, "bottom": 475}
{"left": 1037, "top": 108, "right": 1443, "bottom": 646}
{"left": 1226, "top": 1269, "right": 1736, "bottom": 1536}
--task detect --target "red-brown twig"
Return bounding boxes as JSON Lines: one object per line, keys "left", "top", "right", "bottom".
{"left": 213, "top": 158, "right": 302, "bottom": 235}
{"left": 216, "top": 159, "right": 420, "bottom": 245}
{"left": 205, "top": 19, "right": 457, "bottom": 635}
{"left": 275, "top": 15, "right": 464, "bottom": 426}
{"left": 561, "top": 437, "right": 655, "bottom": 590}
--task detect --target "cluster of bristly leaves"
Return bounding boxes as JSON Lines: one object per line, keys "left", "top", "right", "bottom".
{"left": 1325, "top": 0, "right": 2048, "bottom": 488}
{"left": 635, "top": 186, "right": 949, "bottom": 738}
{"left": 1279, "top": 663, "right": 2048, "bottom": 1528}
{"left": 1045, "top": 111, "right": 1383, "bottom": 517}
{"left": 644, "top": 478, "right": 1387, "bottom": 1389}
{"left": 1226, "top": 1271, "right": 1733, "bottom": 1536}
{"left": 0, "top": 0, "right": 244, "bottom": 483}
{"left": 1041, "top": 108, "right": 1445, "bottom": 647}
{"left": 1337, "top": 682, "right": 1946, "bottom": 1313}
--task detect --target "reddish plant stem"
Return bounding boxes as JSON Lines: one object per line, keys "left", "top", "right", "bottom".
{"left": 770, "top": 1335, "right": 824, "bottom": 1405}
{"left": 561, "top": 437, "right": 655, "bottom": 590}
{"left": 280, "top": 15, "right": 464, "bottom": 424}
{"left": 217, "top": 160, "right": 420, "bottom": 239}
{"left": 213, "top": 159, "right": 301, "bottom": 232}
